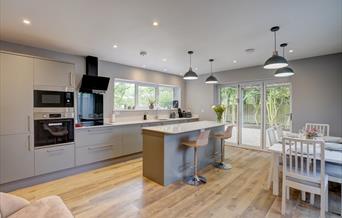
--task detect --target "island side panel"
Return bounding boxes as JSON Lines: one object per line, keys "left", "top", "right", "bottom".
{"left": 142, "top": 130, "right": 165, "bottom": 185}
{"left": 163, "top": 126, "right": 223, "bottom": 186}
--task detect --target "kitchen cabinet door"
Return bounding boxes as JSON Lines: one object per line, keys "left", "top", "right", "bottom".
{"left": 0, "top": 134, "right": 34, "bottom": 184}
{"left": 0, "top": 53, "right": 34, "bottom": 135}
{"left": 122, "top": 125, "right": 143, "bottom": 155}
{"left": 34, "top": 59, "right": 74, "bottom": 90}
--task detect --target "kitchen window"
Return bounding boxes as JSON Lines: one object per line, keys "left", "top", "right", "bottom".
{"left": 113, "top": 79, "right": 180, "bottom": 110}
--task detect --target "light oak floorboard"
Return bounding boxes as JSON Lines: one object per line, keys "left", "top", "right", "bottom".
{"left": 11, "top": 147, "right": 341, "bottom": 218}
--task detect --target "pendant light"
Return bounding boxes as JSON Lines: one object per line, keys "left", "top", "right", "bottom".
{"left": 264, "top": 26, "right": 288, "bottom": 69}
{"left": 274, "top": 43, "right": 295, "bottom": 77}
{"left": 205, "top": 59, "right": 218, "bottom": 84}
{"left": 183, "top": 51, "right": 198, "bottom": 80}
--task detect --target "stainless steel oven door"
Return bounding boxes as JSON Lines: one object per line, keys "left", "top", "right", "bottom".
{"left": 34, "top": 118, "right": 74, "bottom": 147}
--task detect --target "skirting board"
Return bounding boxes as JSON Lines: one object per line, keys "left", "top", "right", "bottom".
{"left": 0, "top": 153, "right": 142, "bottom": 192}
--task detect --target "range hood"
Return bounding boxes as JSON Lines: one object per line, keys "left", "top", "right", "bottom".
{"left": 79, "top": 56, "right": 110, "bottom": 94}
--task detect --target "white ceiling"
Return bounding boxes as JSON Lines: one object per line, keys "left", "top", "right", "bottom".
{"left": 1, "top": 0, "right": 341, "bottom": 75}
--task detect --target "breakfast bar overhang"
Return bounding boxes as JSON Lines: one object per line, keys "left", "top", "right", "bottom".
{"left": 142, "top": 121, "right": 225, "bottom": 186}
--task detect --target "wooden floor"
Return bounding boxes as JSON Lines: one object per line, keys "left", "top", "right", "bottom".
{"left": 11, "top": 147, "right": 341, "bottom": 218}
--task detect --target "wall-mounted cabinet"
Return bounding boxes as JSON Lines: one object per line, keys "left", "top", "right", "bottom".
{"left": 34, "top": 59, "right": 74, "bottom": 91}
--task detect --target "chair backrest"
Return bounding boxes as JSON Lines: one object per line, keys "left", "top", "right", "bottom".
{"left": 266, "top": 127, "right": 278, "bottom": 146}
{"left": 305, "top": 123, "right": 330, "bottom": 136}
{"left": 223, "top": 125, "right": 234, "bottom": 139}
{"left": 196, "top": 129, "right": 211, "bottom": 147}
{"left": 282, "top": 137, "right": 325, "bottom": 183}
{"left": 275, "top": 125, "right": 284, "bottom": 141}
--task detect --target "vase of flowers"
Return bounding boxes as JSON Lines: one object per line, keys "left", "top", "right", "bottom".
{"left": 305, "top": 128, "right": 319, "bottom": 139}
{"left": 148, "top": 99, "right": 155, "bottom": 110}
{"left": 212, "top": 104, "right": 226, "bottom": 123}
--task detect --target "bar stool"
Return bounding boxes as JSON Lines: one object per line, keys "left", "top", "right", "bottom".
{"left": 182, "top": 129, "right": 211, "bottom": 186}
{"left": 213, "top": 125, "right": 234, "bottom": 170}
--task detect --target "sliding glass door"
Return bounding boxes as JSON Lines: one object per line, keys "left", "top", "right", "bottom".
{"left": 265, "top": 83, "right": 292, "bottom": 147}
{"left": 219, "top": 86, "right": 238, "bottom": 144}
{"left": 240, "top": 83, "right": 262, "bottom": 148}
{"left": 218, "top": 81, "right": 291, "bottom": 149}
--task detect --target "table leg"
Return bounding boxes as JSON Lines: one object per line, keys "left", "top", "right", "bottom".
{"left": 266, "top": 154, "right": 274, "bottom": 189}
{"left": 272, "top": 153, "right": 280, "bottom": 196}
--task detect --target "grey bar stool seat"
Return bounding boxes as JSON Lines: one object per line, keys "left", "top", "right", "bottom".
{"left": 213, "top": 125, "right": 234, "bottom": 170}
{"left": 182, "top": 129, "right": 211, "bottom": 186}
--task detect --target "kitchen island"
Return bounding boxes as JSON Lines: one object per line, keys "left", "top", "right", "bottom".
{"left": 142, "top": 121, "right": 225, "bottom": 186}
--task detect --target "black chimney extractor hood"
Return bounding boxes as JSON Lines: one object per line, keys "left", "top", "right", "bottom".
{"left": 79, "top": 56, "right": 110, "bottom": 93}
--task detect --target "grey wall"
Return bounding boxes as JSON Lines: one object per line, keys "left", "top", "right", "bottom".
{"left": 0, "top": 41, "right": 186, "bottom": 120}
{"left": 186, "top": 53, "right": 342, "bottom": 137}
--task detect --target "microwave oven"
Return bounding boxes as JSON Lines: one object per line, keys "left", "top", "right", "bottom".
{"left": 34, "top": 90, "right": 74, "bottom": 108}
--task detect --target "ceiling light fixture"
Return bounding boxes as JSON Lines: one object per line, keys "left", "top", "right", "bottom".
{"left": 289, "top": 49, "right": 294, "bottom": 53}
{"left": 274, "top": 43, "right": 295, "bottom": 77}
{"left": 22, "top": 19, "right": 31, "bottom": 25}
{"left": 153, "top": 21, "right": 159, "bottom": 26}
{"left": 233, "top": 60, "right": 237, "bottom": 64}
{"left": 162, "top": 58, "right": 167, "bottom": 62}
{"left": 183, "top": 51, "right": 198, "bottom": 80}
{"left": 163, "top": 69, "right": 167, "bottom": 72}
{"left": 205, "top": 59, "right": 218, "bottom": 84}
{"left": 113, "top": 44, "right": 118, "bottom": 48}
{"left": 264, "top": 26, "right": 288, "bottom": 69}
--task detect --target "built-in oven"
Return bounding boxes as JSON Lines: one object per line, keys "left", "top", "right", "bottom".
{"left": 34, "top": 112, "right": 74, "bottom": 148}
{"left": 34, "top": 90, "right": 74, "bottom": 108}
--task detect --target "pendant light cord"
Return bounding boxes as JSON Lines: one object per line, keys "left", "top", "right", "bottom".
{"left": 189, "top": 53, "right": 192, "bottom": 68}
{"left": 210, "top": 61, "right": 213, "bottom": 75}
{"left": 274, "top": 31, "right": 277, "bottom": 53}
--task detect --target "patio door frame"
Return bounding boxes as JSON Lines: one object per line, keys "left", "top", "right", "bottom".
{"left": 218, "top": 79, "right": 292, "bottom": 150}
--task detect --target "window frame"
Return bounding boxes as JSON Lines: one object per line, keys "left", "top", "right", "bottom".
{"left": 113, "top": 79, "right": 180, "bottom": 111}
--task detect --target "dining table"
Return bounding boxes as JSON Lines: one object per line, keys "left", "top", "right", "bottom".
{"left": 268, "top": 135, "right": 342, "bottom": 196}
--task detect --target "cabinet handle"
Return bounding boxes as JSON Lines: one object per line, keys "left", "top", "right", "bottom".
{"left": 27, "top": 115, "right": 31, "bottom": 132}
{"left": 27, "top": 135, "right": 31, "bottom": 151}
{"left": 47, "top": 148, "right": 65, "bottom": 153}
{"left": 88, "top": 145, "right": 112, "bottom": 151}
{"left": 69, "top": 72, "right": 72, "bottom": 86}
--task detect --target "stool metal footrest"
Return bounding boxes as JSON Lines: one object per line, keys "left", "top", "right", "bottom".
{"left": 185, "top": 175, "right": 207, "bottom": 186}
{"left": 213, "top": 162, "right": 232, "bottom": 170}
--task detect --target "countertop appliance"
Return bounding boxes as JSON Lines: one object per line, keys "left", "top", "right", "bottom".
{"left": 34, "top": 111, "right": 74, "bottom": 148}
{"left": 34, "top": 90, "right": 74, "bottom": 108}
{"left": 79, "top": 56, "right": 110, "bottom": 94}
{"left": 77, "top": 92, "right": 104, "bottom": 126}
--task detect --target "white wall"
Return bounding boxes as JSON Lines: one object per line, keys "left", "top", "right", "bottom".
{"left": 0, "top": 41, "right": 186, "bottom": 121}
{"left": 186, "top": 53, "right": 342, "bottom": 136}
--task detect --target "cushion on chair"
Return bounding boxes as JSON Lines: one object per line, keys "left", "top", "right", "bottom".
{"left": 8, "top": 196, "right": 73, "bottom": 218}
{"left": 0, "top": 192, "right": 29, "bottom": 218}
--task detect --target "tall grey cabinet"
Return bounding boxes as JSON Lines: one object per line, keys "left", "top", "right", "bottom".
{"left": 0, "top": 53, "right": 34, "bottom": 184}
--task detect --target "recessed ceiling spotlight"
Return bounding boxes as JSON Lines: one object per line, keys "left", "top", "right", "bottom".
{"left": 140, "top": 51, "right": 147, "bottom": 56}
{"left": 245, "top": 48, "right": 255, "bottom": 53}
{"left": 113, "top": 44, "right": 118, "bottom": 48}
{"left": 162, "top": 58, "right": 167, "bottom": 62}
{"left": 233, "top": 60, "right": 238, "bottom": 64}
{"left": 22, "top": 19, "right": 31, "bottom": 25}
{"left": 194, "top": 67, "right": 198, "bottom": 70}
{"left": 163, "top": 68, "right": 167, "bottom": 72}
{"left": 289, "top": 49, "right": 294, "bottom": 53}
{"left": 153, "top": 21, "right": 159, "bottom": 26}
{"left": 142, "top": 65, "right": 146, "bottom": 68}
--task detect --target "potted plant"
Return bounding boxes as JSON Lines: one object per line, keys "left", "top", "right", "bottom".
{"left": 212, "top": 104, "right": 226, "bottom": 123}
{"left": 148, "top": 98, "right": 155, "bottom": 110}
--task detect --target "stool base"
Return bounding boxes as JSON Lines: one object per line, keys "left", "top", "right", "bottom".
{"left": 213, "top": 162, "right": 232, "bottom": 170}
{"left": 185, "top": 175, "right": 207, "bottom": 186}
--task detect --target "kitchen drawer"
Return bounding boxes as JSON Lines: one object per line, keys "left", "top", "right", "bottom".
{"left": 35, "top": 144, "right": 75, "bottom": 175}
{"left": 76, "top": 143, "right": 121, "bottom": 166}
{"left": 76, "top": 127, "right": 120, "bottom": 147}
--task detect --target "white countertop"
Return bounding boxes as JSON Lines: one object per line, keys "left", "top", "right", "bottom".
{"left": 142, "top": 120, "right": 225, "bottom": 135}
{"left": 75, "top": 116, "right": 199, "bottom": 130}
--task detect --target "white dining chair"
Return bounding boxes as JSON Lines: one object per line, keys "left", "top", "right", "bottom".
{"left": 305, "top": 123, "right": 330, "bottom": 136}
{"left": 281, "top": 137, "right": 328, "bottom": 218}
{"left": 325, "top": 163, "right": 342, "bottom": 215}
{"left": 275, "top": 125, "right": 284, "bottom": 142}
{"left": 266, "top": 127, "right": 281, "bottom": 189}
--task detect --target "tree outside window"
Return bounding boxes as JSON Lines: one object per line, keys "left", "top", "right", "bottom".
{"left": 159, "top": 86, "right": 173, "bottom": 109}
{"left": 114, "top": 82, "right": 135, "bottom": 109}
{"left": 138, "top": 85, "right": 156, "bottom": 108}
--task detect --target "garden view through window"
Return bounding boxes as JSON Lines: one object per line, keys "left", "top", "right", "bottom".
{"left": 114, "top": 80, "right": 178, "bottom": 110}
